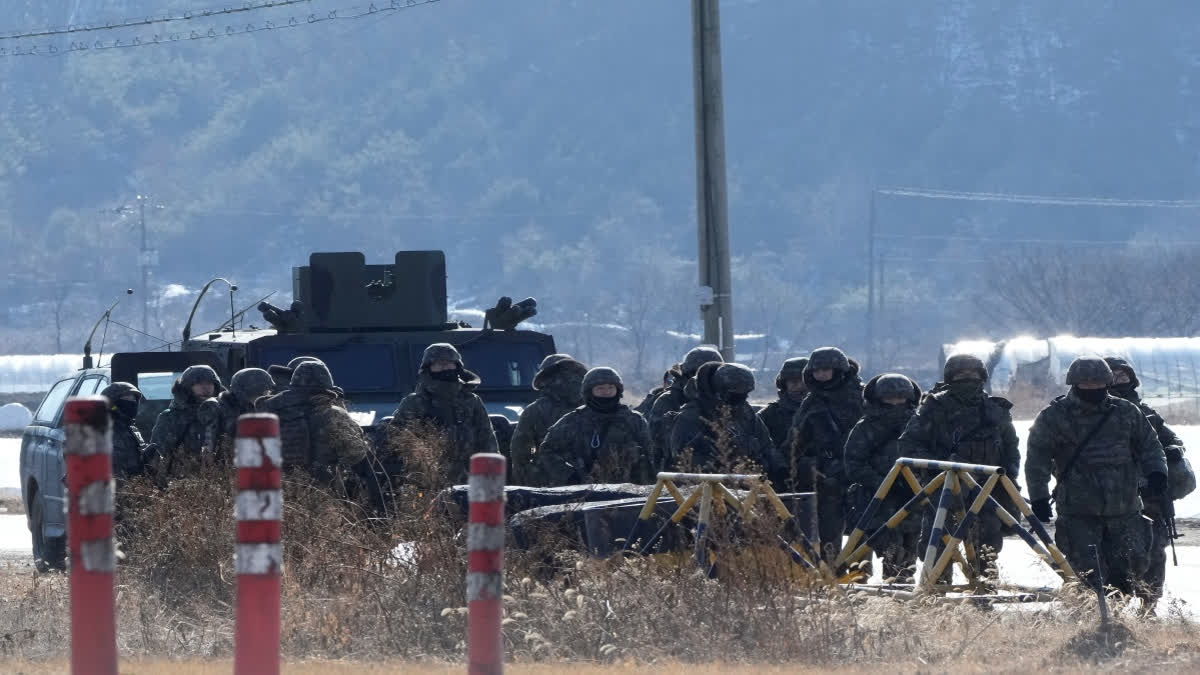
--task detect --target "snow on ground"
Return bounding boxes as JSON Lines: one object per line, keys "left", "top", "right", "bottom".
{"left": 0, "top": 403, "right": 32, "bottom": 432}
{"left": 1, "top": 437, "right": 19, "bottom": 501}
{"left": 0, "top": 515, "right": 28, "bottom": 552}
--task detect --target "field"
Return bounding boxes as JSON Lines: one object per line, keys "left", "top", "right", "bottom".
{"left": 3, "top": 432, "right": 1200, "bottom": 672}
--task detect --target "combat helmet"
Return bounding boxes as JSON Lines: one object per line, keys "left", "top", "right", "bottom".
{"left": 681, "top": 346, "right": 723, "bottom": 377}
{"left": 775, "top": 357, "right": 808, "bottom": 394}
{"left": 101, "top": 381, "right": 143, "bottom": 402}
{"left": 715, "top": 363, "right": 756, "bottom": 395}
{"left": 291, "top": 361, "right": 336, "bottom": 390}
{"left": 230, "top": 368, "right": 274, "bottom": 400}
{"left": 581, "top": 367, "right": 624, "bottom": 397}
{"left": 943, "top": 354, "right": 988, "bottom": 382}
{"left": 421, "top": 343, "right": 463, "bottom": 370}
{"left": 1103, "top": 356, "right": 1139, "bottom": 389}
{"left": 806, "top": 347, "right": 850, "bottom": 373}
{"left": 532, "top": 353, "right": 587, "bottom": 391}
{"left": 866, "top": 373, "right": 920, "bottom": 405}
{"left": 1066, "top": 357, "right": 1113, "bottom": 387}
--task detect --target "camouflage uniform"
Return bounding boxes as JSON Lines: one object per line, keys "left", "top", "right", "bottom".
{"left": 389, "top": 343, "right": 498, "bottom": 485}
{"left": 649, "top": 346, "right": 723, "bottom": 464}
{"left": 1106, "top": 356, "right": 1193, "bottom": 609}
{"left": 101, "top": 382, "right": 149, "bottom": 479}
{"left": 536, "top": 367, "right": 653, "bottom": 485}
{"left": 668, "top": 363, "right": 778, "bottom": 476}
{"left": 1025, "top": 357, "right": 1167, "bottom": 593}
{"left": 757, "top": 357, "right": 808, "bottom": 452}
{"left": 898, "top": 354, "right": 1020, "bottom": 576}
{"left": 258, "top": 361, "right": 369, "bottom": 485}
{"left": 150, "top": 365, "right": 224, "bottom": 478}
{"left": 843, "top": 374, "right": 922, "bottom": 580}
{"left": 216, "top": 368, "right": 274, "bottom": 442}
{"left": 785, "top": 347, "right": 864, "bottom": 558}
{"left": 510, "top": 354, "right": 587, "bottom": 486}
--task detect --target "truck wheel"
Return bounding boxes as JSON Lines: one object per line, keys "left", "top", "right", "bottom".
{"left": 30, "top": 496, "right": 65, "bottom": 572}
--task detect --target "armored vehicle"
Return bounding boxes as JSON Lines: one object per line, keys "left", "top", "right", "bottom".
{"left": 110, "top": 250, "right": 555, "bottom": 433}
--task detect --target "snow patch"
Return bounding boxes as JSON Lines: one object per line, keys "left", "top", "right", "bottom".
{"left": 0, "top": 404, "right": 32, "bottom": 431}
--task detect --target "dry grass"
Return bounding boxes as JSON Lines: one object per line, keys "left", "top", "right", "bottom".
{"left": 3, "top": 427, "right": 1200, "bottom": 672}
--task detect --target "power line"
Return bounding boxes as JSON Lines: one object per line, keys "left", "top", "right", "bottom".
{"left": 0, "top": 0, "right": 313, "bottom": 41}
{"left": 874, "top": 233, "right": 1200, "bottom": 247}
{"left": 877, "top": 185, "right": 1200, "bottom": 209}
{"left": 0, "top": 0, "right": 443, "bottom": 58}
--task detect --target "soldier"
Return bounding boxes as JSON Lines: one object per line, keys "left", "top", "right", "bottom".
{"left": 101, "top": 382, "right": 150, "bottom": 480}
{"left": 389, "top": 343, "right": 498, "bottom": 485}
{"left": 535, "top": 367, "right": 653, "bottom": 486}
{"left": 1105, "top": 356, "right": 1196, "bottom": 612}
{"left": 649, "top": 346, "right": 723, "bottom": 463}
{"left": 635, "top": 366, "right": 678, "bottom": 417}
{"left": 897, "top": 353, "right": 1019, "bottom": 578}
{"left": 786, "top": 347, "right": 864, "bottom": 559}
{"left": 258, "top": 361, "right": 369, "bottom": 487}
{"left": 843, "top": 374, "right": 922, "bottom": 580}
{"left": 150, "top": 365, "right": 224, "bottom": 477}
{"left": 509, "top": 353, "right": 587, "bottom": 485}
{"left": 216, "top": 368, "right": 275, "bottom": 442}
{"left": 668, "top": 362, "right": 777, "bottom": 475}
{"left": 757, "top": 357, "right": 809, "bottom": 452}
{"left": 1026, "top": 357, "right": 1167, "bottom": 595}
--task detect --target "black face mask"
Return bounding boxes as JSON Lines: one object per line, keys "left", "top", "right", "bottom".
{"left": 429, "top": 368, "right": 460, "bottom": 382}
{"left": 1110, "top": 382, "right": 1136, "bottom": 398}
{"left": 114, "top": 399, "right": 140, "bottom": 421}
{"left": 722, "top": 392, "right": 749, "bottom": 406}
{"left": 1073, "top": 386, "right": 1108, "bottom": 404}
{"left": 587, "top": 395, "right": 621, "bottom": 413}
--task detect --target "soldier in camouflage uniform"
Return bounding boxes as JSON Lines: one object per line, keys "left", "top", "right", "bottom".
{"left": 635, "top": 366, "right": 678, "bottom": 417}
{"left": 509, "top": 353, "right": 587, "bottom": 485}
{"left": 389, "top": 343, "right": 498, "bottom": 485}
{"left": 649, "top": 346, "right": 723, "bottom": 463}
{"left": 898, "top": 354, "right": 1019, "bottom": 578}
{"left": 757, "top": 357, "right": 809, "bottom": 453}
{"left": 101, "top": 382, "right": 150, "bottom": 480}
{"left": 258, "top": 361, "right": 369, "bottom": 487}
{"left": 668, "top": 362, "right": 777, "bottom": 475}
{"left": 150, "top": 365, "right": 224, "bottom": 478}
{"left": 843, "top": 373, "right": 922, "bottom": 580}
{"left": 1105, "top": 356, "right": 1195, "bottom": 611}
{"left": 535, "top": 367, "right": 653, "bottom": 485}
{"left": 1026, "top": 357, "right": 1168, "bottom": 594}
{"left": 786, "top": 347, "right": 864, "bottom": 558}
{"left": 216, "top": 368, "right": 275, "bottom": 442}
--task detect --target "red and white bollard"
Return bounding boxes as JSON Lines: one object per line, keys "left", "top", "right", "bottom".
{"left": 467, "top": 453, "right": 507, "bottom": 675}
{"left": 63, "top": 396, "right": 118, "bottom": 675}
{"left": 233, "top": 413, "right": 283, "bottom": 675}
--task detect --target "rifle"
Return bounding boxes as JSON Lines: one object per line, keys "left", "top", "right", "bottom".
{"left": 1090, "top": 544, "right": 1109, "bottom": 626}
{"left": 1160, "top": 493, "right": 1181, "bottom": 567}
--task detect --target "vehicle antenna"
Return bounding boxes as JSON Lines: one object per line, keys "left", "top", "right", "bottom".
{"left": 182, "top": 278, "right": 236, "bottom": 344}
{"left": 83, "top": 289, "right": 132, "bottom": 369}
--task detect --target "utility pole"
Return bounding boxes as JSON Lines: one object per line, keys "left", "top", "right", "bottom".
{"left": 139, "top": 195, "right": 148, "bottom": 341}
{"left": 691, "top": 0, "right": 735, "bottom": 362}
{"left": 865, "top": 189, "right": 877, "bottom": 373}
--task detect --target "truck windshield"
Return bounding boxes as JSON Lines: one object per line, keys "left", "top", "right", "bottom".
{"left": 458, "top": 340, "right": 543, "bottom": 389}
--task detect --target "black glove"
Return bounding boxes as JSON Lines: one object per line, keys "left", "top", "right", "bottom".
{"left": 1164, "top": 445, "right": 1184, "bottom": 463}
{"left": 1146, "top": 472, "right": 1169, "bottom": 498}
{"left": 1031, "top": 497, "right": 1053, "bottom": 522}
